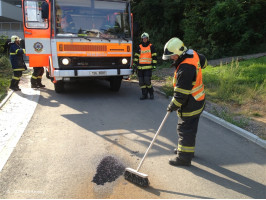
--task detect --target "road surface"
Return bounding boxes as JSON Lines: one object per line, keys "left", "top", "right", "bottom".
{"left": 0, "top": 77, "right": 265, "bottom": 198}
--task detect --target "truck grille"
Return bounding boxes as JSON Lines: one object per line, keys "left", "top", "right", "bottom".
{"left": 63, "top": 45, "right": 107, "bottom": 52}
{"left": 58, "top": 57, "right": 130, "bottom": 69}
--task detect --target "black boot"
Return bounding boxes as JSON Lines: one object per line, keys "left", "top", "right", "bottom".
{"left": 14, "top": 80, "right": 21, "bottom": 91}
{"left": 31, "top": 78, "right": 39, "bottom": 88}
{"left": 140, "top": 88, "right": 148, "bottom": 100}
{"left": 148, "top": 87, "right": 154, "bottom": 99}
{"left": 174, "top": 148, "right": 195, "bottom": 158}
{"left": 9, "top": 79, "right": 19, "bottom": 91}
{"left": 37, "top": 79, "right": 45, "bottom": 88}
{"left": 169, "top": 157, "right": 191, "bottom": 166}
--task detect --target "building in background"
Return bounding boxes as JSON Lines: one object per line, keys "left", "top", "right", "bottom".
{"left": 0, "top": 0, "right": 23, "bottom": 39}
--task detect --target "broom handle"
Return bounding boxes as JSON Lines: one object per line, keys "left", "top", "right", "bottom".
{"left": 136, "top": 111, "right": 170, "bottom": 172}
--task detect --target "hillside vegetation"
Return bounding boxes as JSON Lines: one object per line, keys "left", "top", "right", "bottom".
{"left": 131, "top": 0, "right": 266, "bottom": 60}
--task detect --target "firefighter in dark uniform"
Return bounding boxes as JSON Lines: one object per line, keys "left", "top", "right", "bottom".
{"left": 60, "top": 14, "right": 76, "bottom": 33}
{"left": 162, "top": 37, "right": 207, "bottom": 166}
{"left": 133, "top": 32, "right": 157, "bottom": 100}
{"left": 9, "top": 35, "right": 27, "bottom": 91}
{"left": 31, "top": 67, "right": 45, "bottom": 88}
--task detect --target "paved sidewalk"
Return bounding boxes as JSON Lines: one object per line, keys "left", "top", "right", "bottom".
{"left": 0, "top": 73, "right": 40, "bottom": 171}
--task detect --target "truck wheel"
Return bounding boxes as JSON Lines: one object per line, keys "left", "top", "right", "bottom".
{"left": 110, "top": 76, "right": 122, "bottom": 91}
{"left": 54, "top": 81, "right": 64, "bottom": 93}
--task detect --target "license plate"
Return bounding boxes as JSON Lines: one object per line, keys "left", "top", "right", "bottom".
{"left": 89, "top": 71, "right": 107, "bottom": 76}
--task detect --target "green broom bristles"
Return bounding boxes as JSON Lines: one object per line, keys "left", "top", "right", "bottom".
{"left": 124, "top": 169, "right": 150, "bottom": 187}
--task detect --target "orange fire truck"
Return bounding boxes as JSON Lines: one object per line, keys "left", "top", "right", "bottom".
{"left": 22, "top": 0, "right": 133, "bottom": 93}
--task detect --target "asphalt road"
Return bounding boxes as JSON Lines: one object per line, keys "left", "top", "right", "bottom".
{"left": 0, "top": 77, "right": 265, "bottom": 198}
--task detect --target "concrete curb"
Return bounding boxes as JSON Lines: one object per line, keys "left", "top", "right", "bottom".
{"left": 128, "top": 79, "right": 266, "bottom": 149}
{"left": 0, "top": 90, "right": 14, "bottom": 109}
{"left": 202, "top": 111, "right": 266, "bottom": 149}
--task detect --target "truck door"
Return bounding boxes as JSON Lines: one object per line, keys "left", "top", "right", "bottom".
{"left": 22, "top": 0, "right": 51, "bottom": 67}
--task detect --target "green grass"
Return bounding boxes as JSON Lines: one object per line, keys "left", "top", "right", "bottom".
{"left": 202, "top": 57, "right": 266, "bottom": 105}
{"left": 211, "top": 107, "right": 249, "bottom": 128}
{"left": 157, "top": 56, "right": 266, "bottom": 132}
{"left": 161, "top": 76, "right": 173, "bottom": 97}
{"left": 0, "top": 56, "right": 12, "bottom": 101}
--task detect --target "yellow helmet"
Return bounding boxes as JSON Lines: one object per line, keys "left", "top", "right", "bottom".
{"left": 162, "top": 37, "right": 187, "bottom": 60}
{"left": 11, "top": 35, "right": 21, "bottom": 43}
{"left": 141, "top": 32, "right": 149, "bottom": 40}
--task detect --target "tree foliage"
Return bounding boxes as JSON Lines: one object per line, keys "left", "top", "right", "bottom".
{"left": 131, "top": 0, "right": 266, "bottom": 59}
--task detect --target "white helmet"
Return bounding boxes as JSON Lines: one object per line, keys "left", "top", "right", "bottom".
{"left": 162, "top": 37, "right": 187, "bottom": 60}
{"left": 11, "top": 35, "right": 21, "bottom": 43}
{"left": 141, "top": 32, "right": 149, "bottom": 40}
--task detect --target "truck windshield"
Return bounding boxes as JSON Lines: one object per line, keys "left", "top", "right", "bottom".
{"left": 54, "top": 0, "right": 131, "bottom": 39}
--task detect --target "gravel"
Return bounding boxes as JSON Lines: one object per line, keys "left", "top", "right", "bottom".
{"left": 92, "top": 156, "right": 125, "bottom": 185}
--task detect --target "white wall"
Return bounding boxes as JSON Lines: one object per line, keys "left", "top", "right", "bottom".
{"left": 0, "top": 0, "right": 22, "bottom": 22}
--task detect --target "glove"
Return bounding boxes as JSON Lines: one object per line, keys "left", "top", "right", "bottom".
{"left": 167, "top": 101, "right": 178, "bottom": 112}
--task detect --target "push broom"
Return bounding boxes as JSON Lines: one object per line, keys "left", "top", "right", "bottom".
{"left": 124, "top": 111, "right": 170, "bottom": 187}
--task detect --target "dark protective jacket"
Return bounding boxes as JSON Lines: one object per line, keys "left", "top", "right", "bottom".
{"left": 133, "top": 41, "right": 157, "bottom": 70}
{"left": 170, "top": 49, "right": 207, "bottom": 119}
{"left": 9, "top": 43, "right": 26, "bottom": 71}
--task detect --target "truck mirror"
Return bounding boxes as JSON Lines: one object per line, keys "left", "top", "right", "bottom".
{"left": 41, "top": 2, "right": 49, "bottom": 19}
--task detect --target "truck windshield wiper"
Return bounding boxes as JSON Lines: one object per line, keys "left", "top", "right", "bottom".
{"left": 99, "top": 35, "right": 110, "bottom": 42}
{"left": 119, "top": 36, "right": 128, "bottom": 42}
{"left": 83, "top": 37, "right": 91, "bottom": 41}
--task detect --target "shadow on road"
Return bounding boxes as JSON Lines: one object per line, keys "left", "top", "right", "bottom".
{"left": 190, "top": 158, "right": 266, "bottom": 198}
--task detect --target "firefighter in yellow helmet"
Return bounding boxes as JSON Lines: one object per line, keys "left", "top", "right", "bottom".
{"left": 9, "top": 35, "right": 27, "bottom": 91}
{"left": 163, "top": 37, "right": 207, "bottom": 166}
{"left": 132, "top": 32, "right": 157, "bottom": 100}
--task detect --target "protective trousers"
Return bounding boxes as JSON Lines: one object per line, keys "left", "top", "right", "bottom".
{"left": 31, "top": 67, "right": 45, "bottom": 88}
{"left": 137, "top": 69, "right": 154, "bottom": 99}
{"left": 10, "top": 71, "right": 22, "bottom": 91}
{"left": 176, "top": 116, "right": 200, "bottom": 161}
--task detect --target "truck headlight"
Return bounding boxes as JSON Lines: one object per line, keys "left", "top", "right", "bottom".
{"left": 62, "top": 58, "right": 70, "bottom": 65}
{"left": 122, "top": 58, "right": 128, "bottom": 65}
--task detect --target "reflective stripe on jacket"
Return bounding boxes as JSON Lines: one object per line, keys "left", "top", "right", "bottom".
{"left": 171, "top": 50, "right": 205, "bottom": 118}
{"left": 139, "top": 43, "right": 152, "bottom": 64}
{"left": 133, "top": 41, "right": 157, "bottom": 70}
{"left": 173, "top": 50, "right": 205, "bottom": 101}
{"left": 9, "top": 43, "right": 26, "bottom": 70}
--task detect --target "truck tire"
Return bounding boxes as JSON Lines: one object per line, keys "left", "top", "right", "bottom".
{"left": 54, "top": 81, "right": 64, "bottom": 93}
{"left": 110, "top": 76, "right": 122, "bottom": 92}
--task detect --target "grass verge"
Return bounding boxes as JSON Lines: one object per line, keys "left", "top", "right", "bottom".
{"left": 0, "top": 55, "right": 12, "bottom": 101}
{"left": 158, "top": 56, "right": 266, "bottom": 135}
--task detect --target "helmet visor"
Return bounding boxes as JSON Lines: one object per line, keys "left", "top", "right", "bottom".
{"left": 162, "top": 48, "right": 175, "bottom": 60}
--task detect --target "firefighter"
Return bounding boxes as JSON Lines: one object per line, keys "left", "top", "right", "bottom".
{"left": 60, "top": 14, "right": 76, "bottom": 33}
{"left": 132, "top": 32, "right": 157, "bottom": 100}
{"left": 31, "top": 67, "right": 45, "bottom": 88}
{"left": 9, "top": 35, "right": 27, "bottom": 91}
{"left": 162, "top": 37, "right": 207, "bottom": 166}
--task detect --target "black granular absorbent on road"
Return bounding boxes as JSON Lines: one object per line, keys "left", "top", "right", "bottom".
{"left": 92, "top": 156, "right": 125, "bottom": 185}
